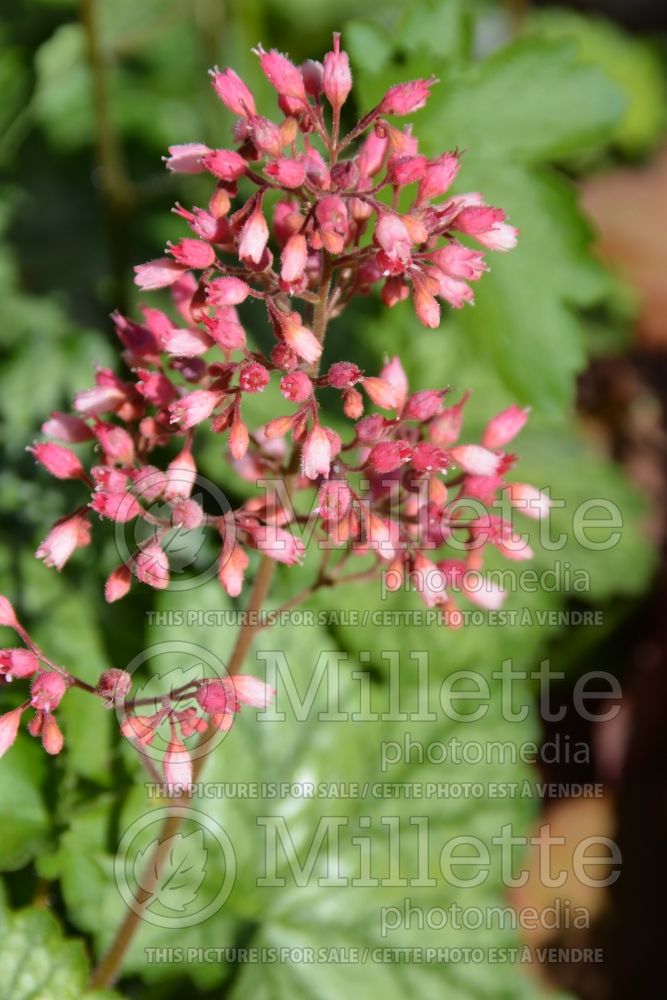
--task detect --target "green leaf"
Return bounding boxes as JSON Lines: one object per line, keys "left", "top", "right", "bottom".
{"left": 0, "top": 889, "right": 124, "bottom": 1000}
{"left": 0, "top": 735, "right": 50, "bottom": 872}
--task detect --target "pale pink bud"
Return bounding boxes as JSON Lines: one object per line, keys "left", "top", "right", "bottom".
{"left": 365, "top": 514, "right": 396, "bottom": 561}
{"left": 232, "top": 674, "right": 275, "bottom": 708}
{"left": 164, "top": 449, "right": 197, "bottom": 501}
{"left": 219, "top": 543, "right": 249, "bottom": 598}
{"left": 0, "top": 596, "right": 19, "bottom": 629}
{"left": 430, "top": 242, "right": 487, "bottom": 281}
{"left": 90, "top": 490, "right": 142, "bottom": 523}
{"left": 380, "top": 77, "right": 437, "bottom": 116}
{"left": 134, "top": 258, "right": 186, "bottom": 290}
{"left": 430, "top": 399, "right": 468, "bottom": 446}
{"left": 357, "top": 129, "right": 388, "bottom": 178}
{"left": 210, "top": 67, "right": 256, "bottom": 116}
{"left": 31, "top": 672, "right": 68, "bottom": 712}
{"left": 411, "top": 552, "right": 447, "bottom": 608}
{"left": 201, "top": 148, "right": 247, "bottom": 181}
{"left": 280, "top": 371, "right": 312, "bottom": 402}
{"left": 280, "top": 316, "right": 322, "bottom": 365}
{"left": 95, "top": 423, "right": 135, "bottom": 465}
{"left": 229, "top": 419, "right": 250, "bottom": 460}
{"left": 265, "top": 414, "right": 296, "bottom": 439}
{"left": 411, "top": 272, "right": 441, "bottom": 328}
{"left": 250, "top": 525, "right": 304, "bottom": 565}
{"left": 249, "top": 114, "right": 283, "bottom": 158}
{"left": 318, "top": 480, "right": 352, "bottom": 521}
{"left": 41, "top": 412, "right": 94, "bottom": 443}
{"left": 164, "top": 735, "right": 192, "bottom": 790}
{"left": 476, "top": 222, "right": 518, "bottom": 251}
{"left": 29, "top": 443, "right": 85, "bottom": 480}
{"left": 169, "top": 390, "right": 220, "bottom": 429}
{"left": 362, "top": 376, "right": 399, "bottom": 411}
{"left": 167, "top": 238, "right": 216, "bottom": 269}
{"left": 36, "top": 513, "right": 91, "bottom": 570}
{"left": 135, "top": 543, "right": 170, "bottom": 590}
{"left": 343, "top": 388, "right": 364, "bottom": 419}
{"left": 375, "top": 213, "right": 412, "bottom": 261}
{"left": 206, "top": 276, "right": 251, "bottom": 306}
{"left": 379, "top": 356, "right": 409, "bottom": 413}
{"left": 450, "top": 445, "right": 502, "bottom": 477}
{"left": 255, "top": 46, "right": 307, "bottom": 102}
{"left": 417, "top": 152, "right": 460, "bottom": 203}
{"left": 238, "top": 203, "right": 269, "bottom": 265}
{"left": 506, "top": 483, "right": 552, "bottom": 520}
{"left": 280, "top": 233, "right": 308, "bottom": 285}
{"left": 0, "top": 706, "right": 24, "bottom": 758}
{"left": 74, "top": 384, "right": 125, "bottom": 418}
{"left": 482, "top": 405, "right": 529, "bottom": 449}
{"left": 40, "top": 714, "right": 63, "bottom": 755}
{"left": 164, "top": 143, "right": 211, "bottom": 173}
{"left": 105, "top": 565, "right": 132, "bottom": 603}
{"left": 130, "top": 466, "right": 167, "bottom": 502}
{"left": 301, "top": 424, "right": 332, "bottom": 480}
{"left": 322, "top": 33, "right": 352, "bottom": 111}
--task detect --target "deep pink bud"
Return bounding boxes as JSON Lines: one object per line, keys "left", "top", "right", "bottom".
{"left": 105, "top": 565, "right": 132, "bottom": 603}
{"left": 97, "top": 668, "right": 132, "bottom": 702}
{"left": 357, "top": 129, "right": 388, "bottom": 178}
{"left": 134, "top": 258, "right": 186, "bottom": 290}
{"left": 411, "top": 442, "right": 449, "bottom": 473}
{"left": 318, "top": 480, "right": 352, "bottom": 521}
{"left": 91, "top": 490, "right": 142, "bottom": 523}
{"left": 328, "top": 362, "right": 363, "bottom": 389}
{"left": 482, "top": 405, "right": 529, "bottom": 449}
{"left": 380, "top": 77, "right": 437, "bottom": 116}
{"left": 381, "top": 276, "right": 410, "bottom": 307}
{"left": 301, "top": 59, "right": 323, "bottom": 97}
{"left": 197, "top": 679, "right": 234, "bottom": 714}
{"left": 322, "top": 33, "right": 352, "bottom": 111}
{"left": 239, "top": 362, "right": 270, "bottom": 393}
{"left": 368, "top": 441, "right": 412, "bottom": 474}
{"left": 164, "top": 143, "right": 211, "bottom": 173}
{"left": 135, "top": 543, "right": 170, "bottom": 590}
{"left": 36, "top": 513, "right": 91, "bottom": 571}
{"left": 29, "top": 443, "right": 85, "bottom": 480}
{"left": 255, "top": 46, "right": 307, "bottom": 103}
{"left": 417, "top": 152, "right": 460, "bottom": 203}
{"left": 404, "top": 389, "right": 444, "bottom": 421}
{"left": 356, "top": 414, "right": 386, "bottom": 443}
{"left": 271, "top": 342, "right": 299, "bottom": 371}
{"left": 210, "top": 67, "right": 256, "bottom": 116}
{"left": 280, "top": 372, "right": 313, "bottom": 402}
{"left": 167, "top": 238, "right": 216, "bottom": 269}
{"left": 387, "top": 154, "right": 427, "bottom": 189}
{"left": 169, "top": 390, "right": 220, "bottom": 429}
{"left": 31, "top": 672, "right": 68, "bottom": 712}
{"left": 0, "top": 706, "right": 24, "bottom": 758}
{"left": 301, "top": 424, "right": 332, "bottom": 480}
{"left": 206, "top": 276, "right": 251, "bottom": 306}
{"left": 94, "top": 423, "right": 135, "bottom": 465}
{"left": 201, "top": 148, "right": 247, "bottom": 181}
{"left": 266, "top": 157, "right": 306, "bottom": 189}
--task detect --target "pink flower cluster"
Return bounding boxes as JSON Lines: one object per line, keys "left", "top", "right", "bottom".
{"left": 0, "top": 594, "right": 273, "bottom": 782}
{"left": 26, "top": 36, "right": 537, "bottom": 616}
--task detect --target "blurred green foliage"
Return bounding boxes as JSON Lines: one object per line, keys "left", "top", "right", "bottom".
{"left": 0, "top": 1, "right": 663, "bottom": 997}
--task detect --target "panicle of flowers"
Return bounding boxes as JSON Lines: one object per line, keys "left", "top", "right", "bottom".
{"left": 26, "top": 35, "right": 541, "bottom": 626}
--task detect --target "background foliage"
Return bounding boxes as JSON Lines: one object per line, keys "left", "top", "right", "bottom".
{"left": 0, "top": 1, "right": 663, "bottom": 997}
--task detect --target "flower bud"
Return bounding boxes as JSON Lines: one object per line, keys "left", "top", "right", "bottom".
{"left": 105, "top": 565, "right": 132, "bottom": 603}
{"left": 29, "top": 443, "right": 86, "bottom": 480}
{"left": 97, "top": 668, "right": 132, "bottom": 702}
{"left": 482, "top": 405, "right": 529, "bottom": 449}
{"left": 322, "top": 33, "right": 352, "bottom": 111}
{"left": 31, "top": 672, "right": 68, "bottom": 712}
{"left": 135, "top": 543, "right": 170, "bottom": 590}
{"left": 301, "top": 424, "right": 332, "bottom": 480}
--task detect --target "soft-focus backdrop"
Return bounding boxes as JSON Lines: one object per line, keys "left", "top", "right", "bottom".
{"left": 1, "top": 2, "right": 666, "bottom": 998}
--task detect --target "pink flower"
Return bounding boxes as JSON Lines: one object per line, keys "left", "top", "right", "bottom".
{"left": 380, "top": 77, "right": 437, "bottom": 115}
{"left": 169, "top": 390, "right": 221, "bottom": 429}
{"left": 266, "top": 158, "right": 306, "bottom": 189}
{"left": 201, "top": 148, "right": 247, "bottom": 181}
{"left": 362, "top": 376, "right": 399, "bottom": 411}
{"left": 254, "top": 46, "right": 307, "bottom": 103}
{"left": 90, "top": 490, "right": 142, "bottom": 522}
{"left": 135, "top": 543, "right": 170, "bottom": 590}
{"left": 41, "top": 714, "right": 64, "bottom": 755}
{"left": 280, "top": 371, "right": 312, "bottom": 403}
{"left": 323, "top": 33, "right": 352, "bottom": 111}
{"left": 29, "top": 443, "right": 86, "bottom": 480}
{"left": 482, "top": 405, "right": 529, "bottom": 449}
{"left": 247, "top": 524, "right": 304, "bottom": 564}
{"left": 164, "top": 143, "right": 211, "bottom": 173}
{"left": 239, "top": 362, "right": 270, "bottom": 393}
{"left": 134, "top": 258, "right": 186, "bottom": 290}
{"left": 0, "top": 648, "right": 39, "bottom": 680}
{"left": 238, "top": 201, "right": 270, "bottom": 265}
{"left": 218, "top": 543, "right": 249, "bottom": 598}
{"left": 0, "top": 707, "right": 25, "bottom": 758}
{"left": 36, "top": 513, "right": 91, "bottom": 570}
{"left": 232, "top": 674, "right": 275, "bottom": 708}
{"left": 105, "top": 565, "right": 132, "bottom": 603}
{"left": 302, "top": 424, "right": 332, "bottom": 479}
{"left": 164, "top": 449, "right": 197, "bottom": 501}
{"left": 410, "top": 552, "right": 447, "bottom": 608}
{"left": 368, "top": 441, "right": 412, "bottom": 474}
{"left": 164, "top": 734, "right": 192, "bottom": 790}
{"left": 279, "top": 314, "right": 322, "bottom": 365}
{"left": 450, "top": 445, "right": 502, "bottom": 476}
{"left": 41, "top": 412, "right": 94, "bottom": 443}
{"left": 506, "top": 483, "right": 552, "bottom": 520}
{"left": 430, "top": 242, "right": 487, "bottom": 281}
{"left": 210, "top": 67, "right": 256, "bottom": 116}
{"left": 206, "top": 276, "right": 251, "bottom": 306}
{"left": 0, "top": 596, "right": 19, "bottom": 629}
{"left": 417, "top": 153, "right": 460, "bottom": 203}
{"left": 31, "top": 672, "right": 68, "bottom": 711}
{"left": 167, "top": 239, "right": 216, "bottom": 269}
